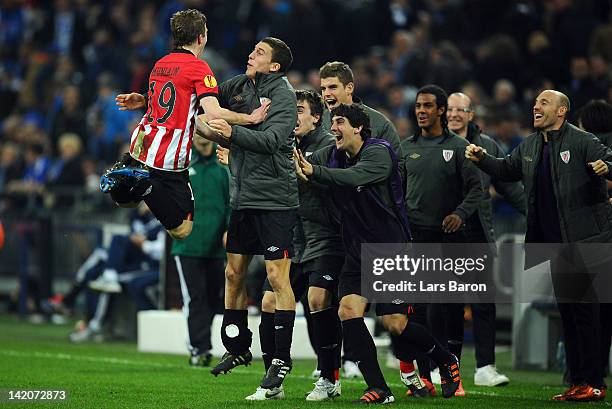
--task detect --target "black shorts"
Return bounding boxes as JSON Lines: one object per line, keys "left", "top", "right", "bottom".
{"left": 261, "top": 263, "right": 310, "bottom": 301}
{"left": 302, "top": 255, "right": 343, "bottom": 291}
{"left": 339, "top": 270, "right": 409, "bottom": 316}
{"left": 226, "top": 209, "right": 296, "bottom": 260}
{"left": 111, "top": 166, "right": 194, "bottom": 230}
{"left": 144, "top": 169, "right": 194, "bottom": 230}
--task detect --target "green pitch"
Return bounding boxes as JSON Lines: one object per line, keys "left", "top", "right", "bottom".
{"left": 0, "top": 315, "right": 608, "bottom": 408}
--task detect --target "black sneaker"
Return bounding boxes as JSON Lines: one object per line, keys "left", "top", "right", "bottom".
{"left": 210, "top": 351, "right": 252, "bottom": 376}
{"left": 189, "top": 352, "right": 212, "bottom": 367}
{"left": 260, "top": 358, "right": 292, "bottom": 389}
{"left": 354, "top": 387, "right": 395, "bottom": 404}
{"left": 439, "top": 354, "right": 461, "bottom": 398}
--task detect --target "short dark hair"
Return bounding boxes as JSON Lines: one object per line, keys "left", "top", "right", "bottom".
{"left": 261, "top": 37, "right": 293, "bottom": 73}
{"left": 319, "top": 61, "right": 354, "bottom": 86}
{"left": 330, "top": 103, "right": 371, "bottom": 140}
{"left": 416, "top": 84, "right": 449, "bottom": 131}
{"left": 295, "top": 89, "right": 324, "bottom": 127}
{"left": 579, "top": 99, "right": 612, "bottom": 134}
{"left": 170, "top": 9, "right": 207, "bottom": 48}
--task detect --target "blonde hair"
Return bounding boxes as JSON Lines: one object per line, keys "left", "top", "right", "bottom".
{"left": 58, "top": 133, "right": 82, "bottom": 155}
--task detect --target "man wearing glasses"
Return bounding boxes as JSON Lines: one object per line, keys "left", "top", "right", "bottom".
{"left": 446, "top": 92, "right": 525, "bottom": 388}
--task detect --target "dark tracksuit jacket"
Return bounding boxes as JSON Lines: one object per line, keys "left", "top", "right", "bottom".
{"left": 596, "top": 131, "right": 612, "bottom": 149}
{"left": 218, "top": 72, "right": 298, "bottom": 210}
{"left": 401, "top": 129, "right": 483, "bottom": 232}
{"left": 308, "top": 139, "right": 409, "bottom": 271}
{"left": 292, "top": 126, "right": 344, "bottom": 265}
{"left": 477, "top": 121, "right": 612, "bottom": 244}
{"left": 478, "top": 121, "right": 612, "bottom": 388}
{"left": 595, "top": 131, "right": 612, "bottom": 197}
{"left": 464, "top": 122, "right": 526, "bottom": 244}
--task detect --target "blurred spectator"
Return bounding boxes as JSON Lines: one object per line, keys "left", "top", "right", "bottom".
{"left": 425, "top": 41, "right": 470, "bottom": 93}
{"left": 47, "top": 133, "right": 85, "bottom": 208}
{"left": 129, "top": 5, "right": 165, "bottom": 65}
{"left": 488, "top": 79, "right": 521, "bottom": 121}
{"left": 48, "top": 84, "right": 87, "bottom": 151}
{"left": 490, "top": 114, "right": 523, "bottom": 154}
{"left": 589, "top": 11, "right": 612, "bottom": 63}
{"left": 81, "top": 157, "right": 101, "bottom": 195}
{"left": 543, "top": 0, "right": 598, "bottom": 64}
{"left": 564, "top": 56, "right": 607, "bottom": 114}
{"left": 0, "top": 143, "right": 24, "bottom": 195}
{"left": 387, "top": 85, "right": 411, "bottom": 120}
{"left": 589, "top": 54, "right": 611, "bottom": 95}
{"left": 6, "top": 143, "right": 49, "bottom": 195}
{"left": 82, "top": 27, "right": 120, "bottom": 88}
{"left": 388, "top": 0, "right": 423, "bottom": 31}
{"left": 87, "top": 72, "right": 139, "bottom": 164}
{"left": 526, "top": 31, "right": 567, "bottom": 86}
{"left": 474, "top": 34, "right": 523, "bottom": 95}
{"left": 34, "top": 0, "right": 90, "bottom": 66}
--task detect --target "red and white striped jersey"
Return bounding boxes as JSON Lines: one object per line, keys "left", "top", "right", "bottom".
{"left": 130, "top": 49, "right": 218, "bottom": 171}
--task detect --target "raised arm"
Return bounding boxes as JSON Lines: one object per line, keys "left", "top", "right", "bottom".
{"left": 200, "top": 95, "right": 269, "bottom": 126}
{"left": 300, "top": 144, "right": 392, "bottom": 187}
{"left": 466, "top": 143, "right": 524, "bottom": 182}
{"left": 584, "top": 132, "right": 612, "bottom": 180}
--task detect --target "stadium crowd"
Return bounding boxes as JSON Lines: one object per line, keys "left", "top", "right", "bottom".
{"left": 2, "top": 0, "right": 612, "bottom": 214}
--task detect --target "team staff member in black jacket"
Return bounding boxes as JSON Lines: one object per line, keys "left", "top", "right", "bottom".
{"left": 201, "top": 38, "right": 299, "bottom": 391}
{"left": 447, "top": 92, "right": 525, "bottom": 387}
{"left": 297, "top": 103, "right": 461, "bottom": 404}
{"left": 577, "top": 99, "right": 612, "bottom": 399}
{"left": 466, "top": 89, "right": 612, "bottom": 402}
{"left": 399, "top": 85, "right": 482, "bottom": 393}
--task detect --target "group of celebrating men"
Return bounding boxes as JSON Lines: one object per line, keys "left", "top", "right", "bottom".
{"left": 102, "top": 9, "right": 612, "bottom": 404}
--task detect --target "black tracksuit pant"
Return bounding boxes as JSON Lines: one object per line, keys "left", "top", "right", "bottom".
{"left": 465, "top": 224, "right": 496, "bottom": 368}
{"left": 174, "top": 256, "right": 224, "bottom": 355}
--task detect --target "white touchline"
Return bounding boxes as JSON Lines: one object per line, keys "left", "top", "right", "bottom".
{"left": 3, "top": 349, "right": 607, "bottom": 405}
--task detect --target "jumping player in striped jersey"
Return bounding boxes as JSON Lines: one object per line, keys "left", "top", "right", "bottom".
{"left": 100, "top": 9, "right": 269, "bottom": 243}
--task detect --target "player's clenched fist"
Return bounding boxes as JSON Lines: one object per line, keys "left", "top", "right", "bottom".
{"left": 465, "top": 143, "right": 485, "bottom": 162}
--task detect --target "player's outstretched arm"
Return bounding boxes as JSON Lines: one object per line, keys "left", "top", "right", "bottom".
{"left": 116, "top": 93, "right": 146, "bottom": 110}
{"left": 201, "top": 96, "right": 270, "bottom": 126}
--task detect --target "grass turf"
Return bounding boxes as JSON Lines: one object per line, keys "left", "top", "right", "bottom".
{"left": 0, "top": 314, "right": 609, "bottom": 408}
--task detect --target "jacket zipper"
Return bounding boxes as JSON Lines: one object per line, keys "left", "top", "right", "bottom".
{"left": 548, "top": 136, "right": 568, "bottom": 241}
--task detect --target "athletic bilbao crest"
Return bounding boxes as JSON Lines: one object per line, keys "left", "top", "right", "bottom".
{"left": 443, "top": 149, "right": 454, "bottom": 162}
{"left": 560, "top": 150, "right": 570, "bottom": 164}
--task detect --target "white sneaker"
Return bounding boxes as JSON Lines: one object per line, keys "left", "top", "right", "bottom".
{"left": 474, "top": 364, "right": 510, "bottom": 386}
{"left": 88, "top": 277, "right": 121, "bottom": 293}
{"left": 245, "top": 385, "right": 285, "bottom": 401}
{"left": 430, "top": 367, "right": 441, "bottom": 385}
{"left": 311, "top": 368, "right": 321, "bottom": 379}
{"left": 306, "top": 377, "right": 341, "bottom": 401}
{"left": 342, "top": 360, "right": 363, "bottom": 379}
{"left": 69, "top": 328, "right": 103, "bottom": 343}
